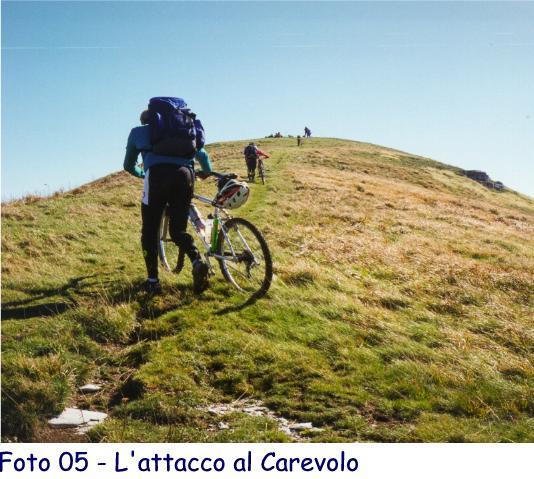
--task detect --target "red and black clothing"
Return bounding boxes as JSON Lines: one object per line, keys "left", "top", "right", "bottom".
{"left": 244, "top": 145, "right": 269, "bottom": 179}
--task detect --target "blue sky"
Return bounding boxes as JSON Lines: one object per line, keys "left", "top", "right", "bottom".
{"left": 2, "top": 1, "right": 533, "bottom": 199}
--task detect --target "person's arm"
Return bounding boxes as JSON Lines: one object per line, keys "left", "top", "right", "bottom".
{"left": 256, "top": 148, "right": 270, "bottom": 158}
{"left": 195, "top": 147, "right": 213, "bottom": 175}
{"left": 123, "top": 129, "right": 145, "bottom": 178}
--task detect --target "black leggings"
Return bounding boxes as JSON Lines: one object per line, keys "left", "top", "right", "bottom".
{"left": 141, "top": 164, "right": 200, "bottom": 279}
{"left": 246, "top": 158, "right": 257, "bottom": 176}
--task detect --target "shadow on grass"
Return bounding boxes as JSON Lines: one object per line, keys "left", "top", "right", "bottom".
{"left": 2, "top": 270, "right": 265, "bottom": 322}
{"left": 1, "top": 275, "right": 95, "bottom": 321}
{"left": 135, "top": 282, "right": 194, "bottom": 320}
{"left": 215, "top": 295, "right": 259, "bottom": 315}
{"left": 1, "top": 274, "right": 146, "bottom": 321}
{"left": 1, "top": 301, "right": 71, "bottom": 320}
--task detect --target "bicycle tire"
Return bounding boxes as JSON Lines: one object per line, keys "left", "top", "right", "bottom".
{"left": 216, "top": 217, "right": 273, "bottom": 298}
{"left": 158, "top": 209, "right": 184, "bottom": 273}
{"left": 259, "top": 162, "right": 265, "bottom": 185}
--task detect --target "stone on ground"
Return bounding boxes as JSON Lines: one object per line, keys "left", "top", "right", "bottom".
{"left": 79, "top": 383, "right": 102, "bottom": 393}
{"left": 48, "top": 408, "right": 107, "bottom": 430}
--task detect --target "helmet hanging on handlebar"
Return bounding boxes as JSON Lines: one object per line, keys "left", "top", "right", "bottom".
{"left": 216, "top": 179, "right": 250, "bottom": 209}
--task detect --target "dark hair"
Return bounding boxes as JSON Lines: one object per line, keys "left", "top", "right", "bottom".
{"left": 140, "top": 110, "right": 151, "bottom": 125}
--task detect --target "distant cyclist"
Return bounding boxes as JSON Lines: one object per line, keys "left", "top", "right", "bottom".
{"left": 123, "top": 97, "right": 212, "bottom": 295}
{"left": 243, "top": 142, "right": 270, "bottom": 182}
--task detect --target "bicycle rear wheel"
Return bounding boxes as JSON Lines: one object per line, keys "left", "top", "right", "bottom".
{"left": 158, "top": 208, "right": 184, "bottom": 273}
{"left": 217, "top": 217, "right": 272, "bottom": 298}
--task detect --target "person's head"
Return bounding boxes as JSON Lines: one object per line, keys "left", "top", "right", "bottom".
{"left": 249, "top": 142, "right": 255, "bottom": 146}
{"left": 140, "top": 110, "right": 151, "bottom": 125}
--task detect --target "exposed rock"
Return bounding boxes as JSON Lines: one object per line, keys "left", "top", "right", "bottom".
{"left": 465, "top": 170, "right": 490, "bottom": 182}
{"left": 79, "top": 383, "right": 102, "bottom": 393}
{"left": 202, "top": 399, "right": 323, "bottom": 440}
{"left": 48, "top": 408, "right": 107, "bottom": 434}
{"left": 463, "top": 170, "right": 505, "bottom": 191}
{"left": 218, "top": 422, "right": 230, "bottom": 430}
{"left": 290, "top": 422, "right": 314, "bottom": 430}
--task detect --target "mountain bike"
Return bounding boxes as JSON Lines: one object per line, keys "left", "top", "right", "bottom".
{"left": 158, "top": 172, "right": 273, "bottom": 298}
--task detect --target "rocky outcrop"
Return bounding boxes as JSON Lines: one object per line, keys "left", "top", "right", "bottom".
{"left": 463, "top": 170, "right": 505, "bottom": 191}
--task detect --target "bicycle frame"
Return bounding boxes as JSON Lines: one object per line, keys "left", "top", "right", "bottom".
{"left": 187, "top": 193, "right": 259, "bottom": 275}
{"left": 189, "top": 192, "right": 223, "bottom": 255}
{"left": 157, "top": 169, "right": 273, "bottom": 295}
{"left": 158, "top": 170, "right": 271, "bottom": 294}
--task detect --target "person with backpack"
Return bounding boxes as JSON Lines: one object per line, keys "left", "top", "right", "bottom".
{"left": 243, "top": 142, "right": 270, "bottom": 182}
{"left": 123, "top": 97, "right": 212, "bottom": 294}
{"left": 304, "top": 126, "right": 312, "bottom": 138}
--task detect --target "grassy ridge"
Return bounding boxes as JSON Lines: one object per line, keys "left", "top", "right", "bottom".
{"left": 2, "top": 138, "right": 533, "bottom": 442}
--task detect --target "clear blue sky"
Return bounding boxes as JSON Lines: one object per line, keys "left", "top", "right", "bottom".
{"left": 2, "top": 1, "right": 533, "bottom": 199}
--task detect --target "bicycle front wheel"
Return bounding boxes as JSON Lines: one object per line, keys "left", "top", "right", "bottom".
{"left": 259, "top": 163, "right": 265, "bottom": 184}
{"left": 217, "top": 217, "right": 273, "bottom": 298}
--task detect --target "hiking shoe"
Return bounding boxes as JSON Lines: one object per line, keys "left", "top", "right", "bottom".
{"left": 143, "top": 279, "right": 162, "bottom": 295}
{"left": 192, "top": 259, "right": 209, "bottom": 294}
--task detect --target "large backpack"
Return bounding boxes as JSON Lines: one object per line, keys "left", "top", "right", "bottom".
{"left": 146, "top": 97, "right": 205, "bottom": 159}
{"left": 244, "top": 145, "right": 258, "bottom": 160}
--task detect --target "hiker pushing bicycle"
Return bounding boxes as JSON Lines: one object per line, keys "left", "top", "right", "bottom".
{"left": 243, "top": 142, "right": 270, "bottom": 183}
{"left": 124, "top": 97, "right": 273, "bottom": 298}
{"left": 123, "top": 96, "right": 213, "bottom": 294}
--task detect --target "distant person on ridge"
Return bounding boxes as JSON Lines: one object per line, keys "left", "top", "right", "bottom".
{"left": 243, "top": 142, "right": 270, "bottom": 182}
{"left": 297, "top": 135, "right": 302, "bottom": 146}
{"left": 304, "top": 126, "right": 312, "bottom": 138}
{"left": 123, "top": 97, "right": 212, "bottom": 295}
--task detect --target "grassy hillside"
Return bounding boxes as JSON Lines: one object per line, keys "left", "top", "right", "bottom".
{"left": 2, "top": 138, "right": 533, "bottom": 442}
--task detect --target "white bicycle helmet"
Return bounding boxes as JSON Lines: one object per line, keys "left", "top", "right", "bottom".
{"left": 216, "top": 179, "right": 250, "bottom": 209}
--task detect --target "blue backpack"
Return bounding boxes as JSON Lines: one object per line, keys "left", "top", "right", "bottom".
{"left": 146, "top": 97, "right": 205, "bottom": 159}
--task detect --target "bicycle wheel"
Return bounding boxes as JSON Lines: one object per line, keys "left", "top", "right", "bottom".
{"left": 216, "top": 217, "right": 273, "bottom": 298}
{"left": 158, "top": 208, "right": 185, "bottom": 273}
{"left": 259, "top": 162, "right": 265, "bottom": 184}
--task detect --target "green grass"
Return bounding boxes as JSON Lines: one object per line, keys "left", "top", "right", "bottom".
{"left": 2, "top": 138, "right": 533, "bottom": 442}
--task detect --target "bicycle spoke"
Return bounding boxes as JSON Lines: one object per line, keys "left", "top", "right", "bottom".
{"left": 225, "top": 262, "right": 254, "bottom": 280}
{"left": 221, "top": 226, "right": 238, "bottom": 257}
{"left": 234, "top": 227, "right": 255, "bottom": 255}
